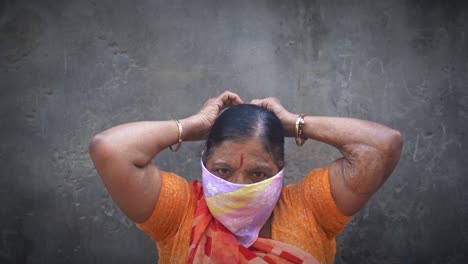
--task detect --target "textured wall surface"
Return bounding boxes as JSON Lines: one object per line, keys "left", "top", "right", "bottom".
{"left": 1, "top": 0, "right": 467, "bottom": 263}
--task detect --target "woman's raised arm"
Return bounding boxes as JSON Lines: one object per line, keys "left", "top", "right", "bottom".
{"left": 251, "top": 97, "right": 403, "bottom": 216}
{"left": 88, "top": 91, "right": 243, "bottom": 223}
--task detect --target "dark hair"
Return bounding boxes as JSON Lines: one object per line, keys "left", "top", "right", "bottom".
{"left": 202, "top": 104, "right": 285, "bottom": 168}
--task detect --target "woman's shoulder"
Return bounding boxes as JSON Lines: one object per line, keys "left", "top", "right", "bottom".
{"left": 136, "top": 170, "right": 196, "bottom": 242}
{"left": 158, "top": 170, "right": 197, "bottom": 186}
{"left": 282, "top": 167, "right": 329, "bottom": 193}
{"left": 278, "top": 166, "right": 351, "bottom": 237}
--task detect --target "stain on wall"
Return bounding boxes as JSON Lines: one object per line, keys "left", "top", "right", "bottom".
{"left": 1, "top": 0, "right": 467, "bottom": 263}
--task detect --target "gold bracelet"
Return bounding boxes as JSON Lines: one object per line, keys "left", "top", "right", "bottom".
{"left": 169, "top": 119, "right": 183, "bottom": 152}
{"left": 295, "top": 114, "right": 307, "bottom": 146}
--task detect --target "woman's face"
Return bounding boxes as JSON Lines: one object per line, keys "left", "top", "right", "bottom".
{"left": 205, "top": 138, "right": 280, "bottom": 184}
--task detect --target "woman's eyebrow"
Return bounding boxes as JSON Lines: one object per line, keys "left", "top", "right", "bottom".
{"left": 249, "top": 165, "right": 273, "bottom": 173}
{"left": 212, "top": 162, "right": 233, "bottom": 169}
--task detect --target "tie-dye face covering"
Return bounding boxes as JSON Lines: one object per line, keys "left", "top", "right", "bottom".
{"left": 201, "top": 160, "right": 284, "bottom": 247}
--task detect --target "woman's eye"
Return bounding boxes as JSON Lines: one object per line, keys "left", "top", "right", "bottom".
{"left": 252, "top": 172, "right": 266, "bottom": 178}
{"left": 216, "top": 168, "right": 230, "bottom": 175}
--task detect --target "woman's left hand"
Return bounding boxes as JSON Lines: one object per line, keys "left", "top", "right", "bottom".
{"left": 250, "top": 97, "right": 297, "bottom": 137}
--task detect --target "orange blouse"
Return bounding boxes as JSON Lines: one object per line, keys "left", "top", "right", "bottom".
{"left": 136, "top": 167, "right": 351, "bottom": 264}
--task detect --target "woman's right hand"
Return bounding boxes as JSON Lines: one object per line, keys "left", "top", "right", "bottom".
{"left": 187, "top": 91, "right": 244, "bottom": 140}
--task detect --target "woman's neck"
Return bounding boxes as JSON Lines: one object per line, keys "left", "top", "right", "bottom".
{"left": 258, "top": 215, "right": 272, "bottom": 239}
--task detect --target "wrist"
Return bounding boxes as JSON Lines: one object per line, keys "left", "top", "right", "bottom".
{"left": 179, "top": 115, "right": 209, "bottom": 141}
{"left": 282, "top": 112, "right": 298, "bottom": 137}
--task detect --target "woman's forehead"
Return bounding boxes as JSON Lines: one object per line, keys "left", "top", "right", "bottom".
{"left": 206, "top": 140, "right": 281, "bottom": 173}
{"left": 209, "top": 140, "right": 273, "bottom": 163}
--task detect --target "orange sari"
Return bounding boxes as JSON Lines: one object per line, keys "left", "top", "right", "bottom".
{"left": 187, "top": 181, "right": 320, "bottom": 264}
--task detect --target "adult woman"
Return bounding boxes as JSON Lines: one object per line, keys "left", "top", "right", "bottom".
{"left": 89, "top": 91, "right": 403, "bottom": 263}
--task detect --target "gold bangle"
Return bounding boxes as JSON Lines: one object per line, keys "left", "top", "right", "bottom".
{"left": 169, "top": 119, "right": 183, "bottom": 152}
{"left": 295, "top": 114, "right": 307, "bottom": 146}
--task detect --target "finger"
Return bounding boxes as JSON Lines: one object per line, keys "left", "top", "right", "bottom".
{"left": 218, "top": 91, "right": 236, "bottom": 102}
{"left": 226, "top": 91, "right": 244, "bottom": 105}
{"left": 251, "top": 98, "right": 270, "bottom": 108}
{"left": 218, "top": 91, "right": 243, "bottom": 107}
{"left": 230, "top": 94, "right": 244, "bottom": 105}
{"left": 266, "top": 97, "right": 282, "bottom": 107}
{"left": 250, "top": 99, "right": 262, "bottom": 105}
{"left": 218, "top": 91, "right": 243, "bottom": 102}
{"left": 217, "top": 91, "right": 233, "bottom": 101}
{"left": 259, "top": 99, "right": 271, "bottom": 109}
{"left": 269, "top": 97, "right": 280, "bottom": 104}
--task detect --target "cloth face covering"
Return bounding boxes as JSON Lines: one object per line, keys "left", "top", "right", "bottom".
{"left": 201, "top": 160, "right": 284, "bottom": 247}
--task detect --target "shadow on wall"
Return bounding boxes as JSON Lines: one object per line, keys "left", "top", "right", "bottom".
{"left": 1, "top": 214, "right": 35, "bottom": 264}
{"left": 408, "top": 0, "right": 468, "bottom": 23}
{"left": 0, "top": 169, "right": 36, "bottom": 264}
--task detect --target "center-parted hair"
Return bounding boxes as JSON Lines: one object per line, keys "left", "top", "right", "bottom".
{"left": 202, "top": 104, "right": 285, "bottom": 169}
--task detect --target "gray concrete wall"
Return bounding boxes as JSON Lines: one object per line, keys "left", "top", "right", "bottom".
{"left": 1, "top": 0, "right": 467, "bottom": 263}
